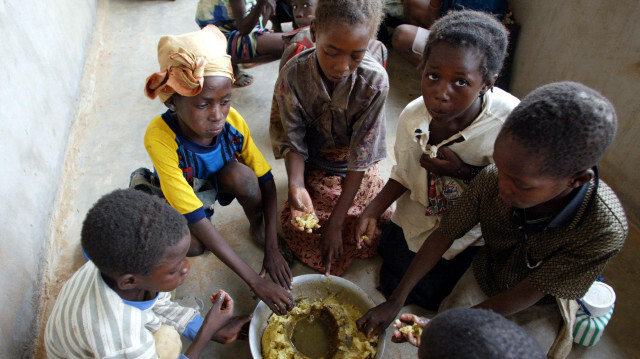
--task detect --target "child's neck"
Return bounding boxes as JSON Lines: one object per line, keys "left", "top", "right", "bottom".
{"left": 523, "top": 187, "right": 578, "bottom": 220}
{"left": 428, "top": 96, "right": 482, "bottom": 145}
{"left": 101, "top": 273, "right": 155, "bottom": 302}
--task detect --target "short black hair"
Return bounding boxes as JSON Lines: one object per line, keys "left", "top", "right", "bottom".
{"left": 81, "top": 189, "right": 189, "bottom": 276}
{"left": 313, "top": 0, "right": 384, "bottom": 38}
{"left": 421, "top": 10, "right": 509, "bottom": 83}
{"left": 419, "top": 308, "right": 546, "bottom": 359}
{"left": 499, "top": 81, "right": 617, "bottom": 177}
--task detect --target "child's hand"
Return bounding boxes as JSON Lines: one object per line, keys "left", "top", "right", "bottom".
{"left": 196, "top": 290, "right": 235, "bottom": 342}
{"left": 288, "top": 186, "right": 317, "bottom": 232}
{"left": 211, "top": 315, "right": 253, "bottom": 344}
{"left": 419, "top": 146, "right": 463, "bottom": 177}
{"left": 321, "top": 222, "right": 343, "bottom": 275}
{"left": 391, "top": 313, "right": 429, "bottom": 347}
{"left": 354, "top": 213, "right": 377, "bottom": 250}
{"left": 260, "top": 249, "right": 293, "bottom": 290}
{"left": 252, "top": 277, "right": 295, "bottom": 315}
{"left": 356, "top": 300, "right": 404, "bottom": 339}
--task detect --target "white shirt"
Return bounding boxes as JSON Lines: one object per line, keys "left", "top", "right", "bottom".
{"left": 390, "top": 88, "right": 519, "bottom": 258}
{"left": 45, "top": 261, "right": 198, "bottom": 359}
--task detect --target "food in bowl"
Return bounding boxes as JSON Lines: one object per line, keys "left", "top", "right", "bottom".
{"left": 261, "top": 296, "right": 377, "bottom": 359}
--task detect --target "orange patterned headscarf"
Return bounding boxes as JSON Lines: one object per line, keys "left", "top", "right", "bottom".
{"left": 145, "top": 25, "right": 234, "bottom": 103}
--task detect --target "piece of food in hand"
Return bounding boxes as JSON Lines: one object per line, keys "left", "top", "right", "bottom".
{"left": 398, "top": 322, "right": 423, "bottom": 338}
{"left": 293, "top": 213, "right": 320, "bottom": 233}
{"left": 358, "top": 235, "right": 369, "bottom": 243}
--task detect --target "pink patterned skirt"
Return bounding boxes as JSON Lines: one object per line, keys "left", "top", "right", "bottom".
{"left": 281, "top": 151, "right": 392, "bottom": 276}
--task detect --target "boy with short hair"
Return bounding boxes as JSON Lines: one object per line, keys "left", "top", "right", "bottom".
{"left": 358, "top": 82, "right": 628, "bottom": 358}
{"left": 45, "top": 189, "right": 249, "bottom": 358}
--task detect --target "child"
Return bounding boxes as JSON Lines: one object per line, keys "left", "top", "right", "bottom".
{"left": 278, "top": 0, "right": 387, "bottom": 69}
{"left": 137, "top": 25, "right": 294, "bottom": 313}
{"left": 196, "top": 0, "right": 285, "bottom": 87}
{"left": 270, "top": 0, "right": 390, "bottom": 276}
{"left": 355, "top": 10, "right": 519, "bottom": 311}
{"left": 394, "top": 308, "right": 546, "bottom": 358}
{"left": 357, "top": 82, "right": 628, "bottom": 358}
{"left": 391, "top": 0, "right": 511, "bottom": 68}
{"left": 45, "top": 189, "right": 251, "bottom": 358}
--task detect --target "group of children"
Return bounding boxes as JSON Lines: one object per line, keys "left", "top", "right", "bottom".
{"left": 44, "top": 1, "right": 628, "bottom": 358}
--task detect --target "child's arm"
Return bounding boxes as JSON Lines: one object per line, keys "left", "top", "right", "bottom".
{"left": 189, "top": 219, "right": 294, "bottom": 314}
{"left": 321, "top": 169, "right": 365, "bottom": 275}
{"left": 259, "top": 177, "right": 293, "bottom": 289}
{"left": 183, "top": 290, "right": 234, "bottom": 359}
{"left": 357, "top": 229, "right": 454, "bottom": 338}
{"left": 230, "top": 0, "right": 273, "bottom": 35}
{"left": 474, "top": 279, "right": 546, "bottom": 316}
{"left": 285, "top": 151, "right": 315, "bottom": 227}
{"left": 354, "top": 178, "right": 408, "bottom": 248}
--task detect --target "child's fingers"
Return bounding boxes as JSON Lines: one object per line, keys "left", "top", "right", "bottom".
{"left": 259, "top": 268, "right": 267, "bottom": 278}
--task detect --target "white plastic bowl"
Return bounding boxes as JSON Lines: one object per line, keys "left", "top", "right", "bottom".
{"left": 249, "top": 274, "right": 385, "bottom": 359}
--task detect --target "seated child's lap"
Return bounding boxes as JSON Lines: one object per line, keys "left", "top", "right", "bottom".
{"left": 280, "top": 165, "right": 392, "bottom": 276}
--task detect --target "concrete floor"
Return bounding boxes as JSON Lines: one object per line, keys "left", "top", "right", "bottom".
{"left": 36, "top": 0, "right": 640, "bottom": 358}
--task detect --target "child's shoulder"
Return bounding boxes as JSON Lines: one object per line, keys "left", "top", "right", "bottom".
{"left": 355, "top": 53, "right": 389, "bottom": 90}
{"left": 593, "top": 179, "right": 628, "bottom": 232}
{"left": 481, "top": 87, "right": 520, "bottom": 123}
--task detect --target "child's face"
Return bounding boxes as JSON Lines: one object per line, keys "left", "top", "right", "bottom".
{"left": 311, "top": 22, "right": 370, "bottom": 84}
{"left": 170, "top": 76, "right": 232, "bottom": 146}
{"left": 422, "top": 42, "right": 492, "bottom": 123}
{"left": 137, "top": 233, "right": 191, "bottom": 293}
{"left": 292, "top": 0, "right": 317, "bottom": 27}
{"left": 494, "top": 134, "right": 576, "bottom": 209}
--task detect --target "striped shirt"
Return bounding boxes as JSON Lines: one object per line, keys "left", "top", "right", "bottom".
{"left": 45, "top": 261, "right": 198, "bottom": 358}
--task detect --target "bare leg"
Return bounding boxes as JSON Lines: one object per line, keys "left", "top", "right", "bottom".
{"left": 392, "top": 24, "right": 424, "bottom": 68}
{"left": 217, "top": 161, "right": 265, "bottom": 245}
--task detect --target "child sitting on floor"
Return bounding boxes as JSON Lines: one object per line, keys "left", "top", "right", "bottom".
{"left": 196, "top": 0, "right": 285, "bottom": 87}
{"left": 278, "top": 0, "right": 387, "bottom": 69}
{"left": 270, "top": 0, "right": 390, "bottom": 276}
{"left": 355, "top": 10, "right": 519, "bottom": 311}
{"left": 136, "top": 24, "right": 294, "bottom": 313}
{"left": 358, "top": 82, "right": 628, "bottom": 358}
{"left": 45, "top": 189, "right": 251, "bottom": 359}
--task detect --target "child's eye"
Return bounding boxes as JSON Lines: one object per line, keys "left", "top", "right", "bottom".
{"left": 197, "top": 104, "right": 208, "bottom": 109}
{"left": 292, "top": 5, "right": 297, "bottom": 10}
{"left": 323, "top": 50, "right": 337, "bottom": 58}
{"left": 221, "top": 99, "right": 230, "bottom": 105}
{"left": 454, "top": 79, "right": 469, "bottom": 87}
{"left": 426, "top": 73, "right": 438, "bottom": 81}
{"left": 351, "top": 55, "right": 364, "bottom": 62}
{"left": 303, "top": 3, "right": 310, "bottom": 8}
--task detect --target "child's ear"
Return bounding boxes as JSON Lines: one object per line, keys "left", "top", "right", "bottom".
{"left": 568, "top": 168, "right": 595, "bottom": 188}
{"left": 117, "top": 274, "right": 139, "bottom": 290}
{"left": 164, "top": 97, "right": 177, "bottom": 112}
{"left": 310, "top": 21, "right": 316, "bottom": 42}
{"left": 479, "top": 75, "right": 499, "bottom": 96}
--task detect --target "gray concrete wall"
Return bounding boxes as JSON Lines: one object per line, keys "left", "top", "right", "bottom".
{"left": 0, "top": 0, "right": 98, "bottom": 356}
{"left": 509, "top": 0, "right": 640, "bottom": 228}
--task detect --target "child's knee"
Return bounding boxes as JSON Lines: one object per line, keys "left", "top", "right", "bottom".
{"left": 392, "top": 24, "right": 416, "bottom": 51}
{"left": 218, "top": 161, "right": 260, "bottom": 198}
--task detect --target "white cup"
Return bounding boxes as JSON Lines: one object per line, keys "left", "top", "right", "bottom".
{"left": 581, "top": 281, "right": 616, "bottom": 317}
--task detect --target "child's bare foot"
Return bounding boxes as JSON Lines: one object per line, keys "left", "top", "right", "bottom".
{"left": 232, "top": 72, "right": 254, "bottom": 88}
{"left": 211, "top": 315, "right": 253, "bottom": 344}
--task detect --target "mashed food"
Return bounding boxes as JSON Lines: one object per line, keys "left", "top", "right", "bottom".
{"left": 262, "top": 297, "right": 377, "bottom": 359}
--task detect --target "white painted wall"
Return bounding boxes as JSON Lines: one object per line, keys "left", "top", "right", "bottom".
{"left": 0, "top": 0, "right": 98, "bottom": 356}
{"left": 509, "top": 0, "right": 640, "bottom": 228}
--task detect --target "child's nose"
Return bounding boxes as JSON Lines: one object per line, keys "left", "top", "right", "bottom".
{"left": 334, "top": 56, "right": 349, "bottom": 73}
{"left": 434, "top": 82, "right": 451, "bottom": 102}
{"left": 208, "top": 105, "right": 225, "bottom": 122}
